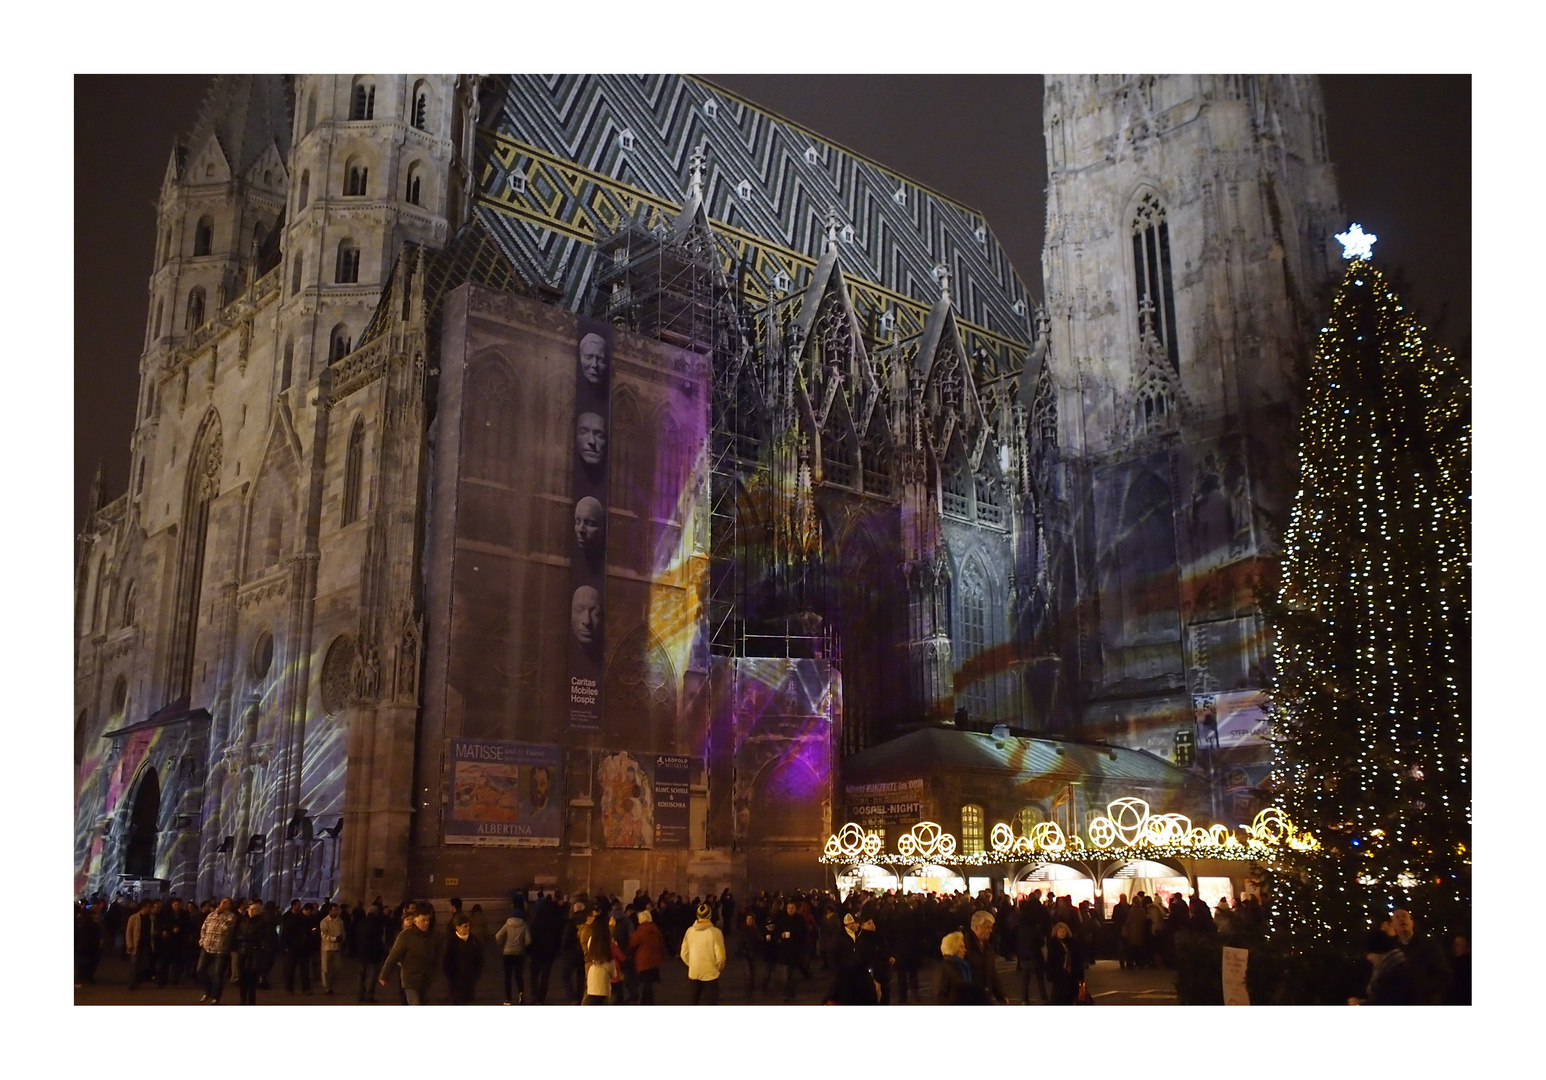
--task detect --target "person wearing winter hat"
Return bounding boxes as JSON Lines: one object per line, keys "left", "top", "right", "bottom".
{"left": 680, "top": 901, "right": 726, "bottom": 1004}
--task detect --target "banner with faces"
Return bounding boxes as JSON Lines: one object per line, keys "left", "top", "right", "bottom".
{"left": 568, "top": 321, "right": 614, "bottom": 732}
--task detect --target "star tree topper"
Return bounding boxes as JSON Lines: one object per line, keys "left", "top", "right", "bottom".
{"left": 1335, "top": 223, "right": 1377, "bottom": 260}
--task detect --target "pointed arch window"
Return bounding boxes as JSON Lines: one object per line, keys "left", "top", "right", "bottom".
{"left": 329, "top": 324, "right": 352, "bottom": 363}
{"left": 1132, "top": 192, "right": 1179, "bottom": 371}
{"left": 335, "top": 238, "right": 360, "bottom": 284}
{"left": 941, "top": 440, "right": 972, "bottom": 519}
{"left": 121, "top": 580, "right": 137, "bottom": 628}
{"left": 958, "top": 559, "right": 989, "bottom": 721}
{"left": 342, "top": 418, "right": 365, "bottom": 526}
{"left": 185, "top": 287, "right": 206, "bottom": 331}
{"left": 152, "top": 298, "right": 164, "bottom": 340}
{"left": 193, "top": 216, "right": 214, "bottom": 257}
{"left": 280, "top": 337, "right": 294, "bottom": 391}
{"left": 250, "top": 221, "right": 267, "bottom": 263}
{"left": 411, "top": 81, "right": 430, "bottom": 130}
{"left": 405, "top": 163, "right": 423, "bottom": 207}
{"left": 345, "top": 159, "right": 369, "bottom": 197}
{"left": 298, "top": 170, "right": 310, "bottom": 211}
{"left": 351, "top": 79, "right": 375, "bottom": 121}
{"left": 110, "top": 676, "right": 128, "bottom": 720}
{"left": 290, "top": 253, "right": 304, "bottom": 296}
{"left": 304, "top": 91, "right": 317, "bottom": 135}
{"left": 976, "top": 468, "right": 1004, "bottom": 526}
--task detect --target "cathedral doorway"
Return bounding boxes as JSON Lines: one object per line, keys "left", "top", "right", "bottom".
{"left": 124, "top": 767, "right": 161, "bottom": 879}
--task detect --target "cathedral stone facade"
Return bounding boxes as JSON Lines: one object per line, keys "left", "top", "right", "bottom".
{"left": 73, "top": 75, "right": 1340, "bottom": 903}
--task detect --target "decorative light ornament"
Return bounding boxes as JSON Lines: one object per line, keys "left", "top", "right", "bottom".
{"left": 1335, "top": 223, "right": 1377, "bottom": 260}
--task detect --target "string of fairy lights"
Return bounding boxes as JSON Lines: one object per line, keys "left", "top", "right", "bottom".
{"left": 1268, "top": 226, "right": 1470, "bottom": 947}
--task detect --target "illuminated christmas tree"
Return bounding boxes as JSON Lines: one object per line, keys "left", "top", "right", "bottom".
{"left": 1267, "top": 225, "right": 1470, "bottom": 952}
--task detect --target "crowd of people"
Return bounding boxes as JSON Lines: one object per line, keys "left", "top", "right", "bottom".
{"left": 73, "top": 886, "right": 1469, "bottom": 1005}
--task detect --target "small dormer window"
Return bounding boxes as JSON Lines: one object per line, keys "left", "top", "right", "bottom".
{"left": 509, "top": 171, "right": 526, "bottom": 195}
{"left": 974, "top": 223, "right": 987, "bottom": 243}
{"left": 773, "top": 270, "right": 791, "bottom": 294}
{"left": 703, "top": 99, "right": 719, "bottom": 119}
{"left": 618, "top": 128, "right": 635, "bottom": 152}
{"left": 1012, "top": 299, "right": 1027, "bottom": 317}
{"left": 893, "top": 186, "right": 906, "bottom": 207}
{"left": 736, "top": 179, "right": 752, "bottom": 200}
{"left": 878, "top": 310, "right": 895, "bottom": 336}
{"left": 841, "top": 224, "right": 855, "bottom": 243}
{"left": 804, "top": 146, "right": 820, "bottom": 166}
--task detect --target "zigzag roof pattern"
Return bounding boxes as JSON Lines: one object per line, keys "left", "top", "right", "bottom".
{"left": 472, "top": 74, "right": 1035, "bottom": 371}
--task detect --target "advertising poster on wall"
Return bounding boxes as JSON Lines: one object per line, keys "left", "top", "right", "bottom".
{"left": 653, "top": 755, "right": 691, "bottom": 849}
{"left": 568, "top": 318, "right": 614, "bottom": 732}
{"left": 445, "top": 739, "right": 563, "bottom": 847}
{"left": 597, "top": 750, "right": 653, "bottom": 848}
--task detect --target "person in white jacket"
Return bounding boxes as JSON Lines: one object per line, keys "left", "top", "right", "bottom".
{"left": 318, "top": 904, "right": 347, "bottom": 994}
{"left": 679, "top": 902, "right": 726, "bottom": 1004}
{"left": 494, "top": 907, "right": 534, "bottom": 1004}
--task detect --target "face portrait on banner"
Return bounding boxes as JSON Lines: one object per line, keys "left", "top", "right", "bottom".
{"left": 576, "top": 411, "right": 608, "bottom": 472}
{"left": 578, "top": 332, "right": 610, "bottom": 389}
{"left": 574, "top": 496, "right": 605, "bottom": 565}
{"left": 571, "top": 586, "right": 604, "bottom": 656}
{"left": 527, "top": 765, "right": 557, "bottom": 826}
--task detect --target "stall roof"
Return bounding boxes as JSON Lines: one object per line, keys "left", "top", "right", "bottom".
{"left": 842, "top": 727, "right": 1186, "bottom": 785}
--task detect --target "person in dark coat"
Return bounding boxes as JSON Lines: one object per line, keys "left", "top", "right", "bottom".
{"left": 1349, "top": 929, "right": 1415, "bottom": 1005}
{"left": 735, "top": 912, "right": 763, "bottom": 995}
{"left": 279, "top": 900, "right": 312, "bottom": 994}
{"left": 1014, "top": 895, "right": 1049, "bottom": 1003}
{"left": 933, "top": 931, "right": 983, "bottom": 1004}
{"left": 443, "top": 914, "right": 484, "bottom": 1004}
{"left": 891, "top": 901, "right": 923, "bottom": 1003}
{"left": 964, "top": 909, "right": 1008, "bottom": 1004}
{"left": 773, "top": 899, "right": 809, "bottom": 1001}
{"left": 824, "top": 913, "right": 879, "bottom": 1004}
{"left": 1045, "top": 921, "right": 1085, "bottom": 1005}
{"left": 232, "top": 901, "right": 274, "bottom": 1005}
{"left": 353, "top": 901, "right": 387, "bottom": 1002}
{"left": 379, "top": 902, "right": 440, "bottom": 1005}
{"left": 1390, "top": 908, "right": 1451, "bottom": 1005}
{"left": 527, "top": 893, "right": 563, "bottom": 1004}
{"left": 1446, "top": 932, "right": 1471, "bottom": 1005}
{"left": 1188, "top": 894, "right": 1216, "bottom": 935}
{"left": 75, "top": 902, "right": 104, "bottom": 988}
{"left": 854, "top": 902, "right": 894, "bottom": 1004}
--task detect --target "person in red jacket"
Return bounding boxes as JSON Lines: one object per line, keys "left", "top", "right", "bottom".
{"left": 627, "top": 909, "right": 666, "bottom": 1004}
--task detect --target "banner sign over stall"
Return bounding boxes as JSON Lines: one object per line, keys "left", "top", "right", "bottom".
{"left": 568, "top": 318, "right": 614, "bottom": 732}
{"left": 445, "top": 739, "right": 563, "bottom": 846}
{"left": 845, "top": 778, "right": 925, "bottom": 830}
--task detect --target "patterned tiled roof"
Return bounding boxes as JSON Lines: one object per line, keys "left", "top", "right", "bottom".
{"left": 472, "top": 75, "right": 1034, "bottom": 367}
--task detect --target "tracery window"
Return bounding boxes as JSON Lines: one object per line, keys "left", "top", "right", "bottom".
{"left": 298, "top": 170, "right": 310, "bottom": 211}
{"left": 185, "top": 287, "right": 206, "bottom": 331}
{"left": 341, "top": 418, "right": 365, "bottom": 526}
{"left": 1131, "top": 192, "right": 1179, "bottom": 371}
{"left": 958, "top": 560, "right": 989, "bottom": 721}
{"left": 405, "top": 163, "right": 423, "bottom": 207}
{"left": 335, "top": 238, "right": 360, "bottom": 284}
{"left": 411, "top": 81, "right": 430, "bottom": 130}
{"left": 941, "top": 441, "right": 972, "bottom": 519}
{"left": 329, "top": 324, "right": 352, "bottom": 363}
{"left": 960, "top": 804, "right": 985, "bottom": 854}
{"left": 351, "top": 80, "right": 375, "bottom": 121}
{"left": 193, "top": 216, "right": 214, "bottom": 257}
{"left": 345, "top": 159, "right": 369, "bottom": 197}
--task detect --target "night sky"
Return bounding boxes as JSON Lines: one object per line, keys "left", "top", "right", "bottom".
{"left": 74, "top": 75, "right": 1469, "bottom": 525}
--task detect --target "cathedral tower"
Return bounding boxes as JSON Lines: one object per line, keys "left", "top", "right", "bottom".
{"left": 1038, "top": 75, "right": 1341, "bottom": 812}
